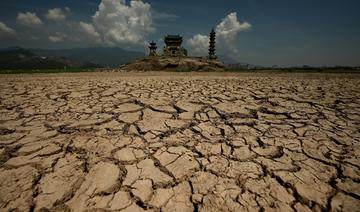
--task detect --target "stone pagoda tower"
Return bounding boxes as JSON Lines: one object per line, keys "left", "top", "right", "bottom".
{"left": 208, "top": 29, "right": 217, "bottom": 59}
{"left": 148, "top": 41, "right": 157, "bottom": 56}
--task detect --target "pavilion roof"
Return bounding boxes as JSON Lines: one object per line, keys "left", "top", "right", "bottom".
{"left": 165, "top": 35, "right": 182, "bottom": 39}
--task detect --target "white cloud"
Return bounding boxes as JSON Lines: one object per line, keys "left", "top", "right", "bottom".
{"left": 187, "top": 12, "right": 251, "bottom": 55}
{"left": 216, "top": 12, "right": 251, "bottom": 42}
{"left": 16, "top": 12, "right": 43, "bottom": 27}
{"left": 187, "top": 34, "right": 208, "bottom": 54}
{"left": 91, "top": 0, "right": 154, "bottom": 47}
{"left": 79, "top": 21, "right": 101, "bottom": 43}
{"left": 48, "top": 32, "right": 67, "bottom": 42}
{"left": 46, "top": 8, "right": 68, "bottom": 21}
{"left": 0, "top": 22, "right": 16, "bottom": 37}
{"left": 216, "top": 12, "right": 251, "bottom": 53}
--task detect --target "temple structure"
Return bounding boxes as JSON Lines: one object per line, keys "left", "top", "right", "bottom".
{"left": 131, "top": 31, "right": 225, "bottom": 72}
{"left": 148, "top": 41, "right": 157, "bottom": 56}
{"left": 208, "top": 29, "right": 217, "bottom": 59}
{"left": 163, "top": 35, "right": 187, "bottom": 57}
{"left": 147, "top": 31, "right": 219, "bottom": 61}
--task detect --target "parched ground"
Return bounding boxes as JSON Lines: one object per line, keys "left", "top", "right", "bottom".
{"left": 0, "top": 72, "right": 359, "bottom": 212}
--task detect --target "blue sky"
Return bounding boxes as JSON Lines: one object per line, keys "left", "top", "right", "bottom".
{"left": 0, "top": 0, "right": 359, "bottom": 66}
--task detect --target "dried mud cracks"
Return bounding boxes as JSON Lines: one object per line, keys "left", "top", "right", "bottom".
{"left": 0, "top": 73, "right": 359, "bottom": 211}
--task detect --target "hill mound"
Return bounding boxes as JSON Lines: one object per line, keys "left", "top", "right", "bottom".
{"left": 118, "top": 56, "right": 225, "bottom": 72}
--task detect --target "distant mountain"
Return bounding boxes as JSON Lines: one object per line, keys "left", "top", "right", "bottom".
{"left": 0, "top": 48, "right": 103, "bottom": 70}
{"left": 0, "top": 46, "right": 28, "bottom": 52}
{"left": 31, "top": 47, "right": 146, "bottom": 67}
{"left": 217, "top": 55, "right": 239, "bottom": 65}
{"left": 225, "top": 63, "right": 262, "bottom": 70}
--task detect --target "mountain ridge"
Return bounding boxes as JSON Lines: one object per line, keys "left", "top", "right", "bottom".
{"left": 30, "top": 47, "right": 146, "bottom": 67}
{"left": 0, "top": 48, "right": 103, "bottom": 70}
{"left": 0, "top": 47, "right": 147, "bottom": 70}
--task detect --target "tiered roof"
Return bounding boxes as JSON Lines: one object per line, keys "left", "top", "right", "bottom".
{"left": 164, "top": 35, "right": 183, "bottom": 46}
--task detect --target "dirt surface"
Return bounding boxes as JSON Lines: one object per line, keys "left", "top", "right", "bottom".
{"left": 0, "top": 72, "right": 359, "bottom": 211}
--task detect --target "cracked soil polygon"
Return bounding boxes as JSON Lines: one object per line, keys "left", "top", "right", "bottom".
{"left": 0, "top": 72, "right": 359, "bottom": 211}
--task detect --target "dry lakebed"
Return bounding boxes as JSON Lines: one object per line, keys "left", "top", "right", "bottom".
{"left": 0, "top": 72, "right": 359, "bottom": 211}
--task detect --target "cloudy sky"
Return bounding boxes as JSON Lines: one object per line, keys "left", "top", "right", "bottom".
{"left": 0, "top": 0, "right": 359, "bottom": 66}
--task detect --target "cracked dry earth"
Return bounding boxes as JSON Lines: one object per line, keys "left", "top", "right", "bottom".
{"left": 0, "top": 72, "right": 359, "bottom": 212}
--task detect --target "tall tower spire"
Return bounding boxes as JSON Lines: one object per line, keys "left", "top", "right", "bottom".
{"left": 208, "top": 29, "right": 217, "bottom": 59}
{"left": 148, "top": 41, "right": 157, "bottom": 56}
